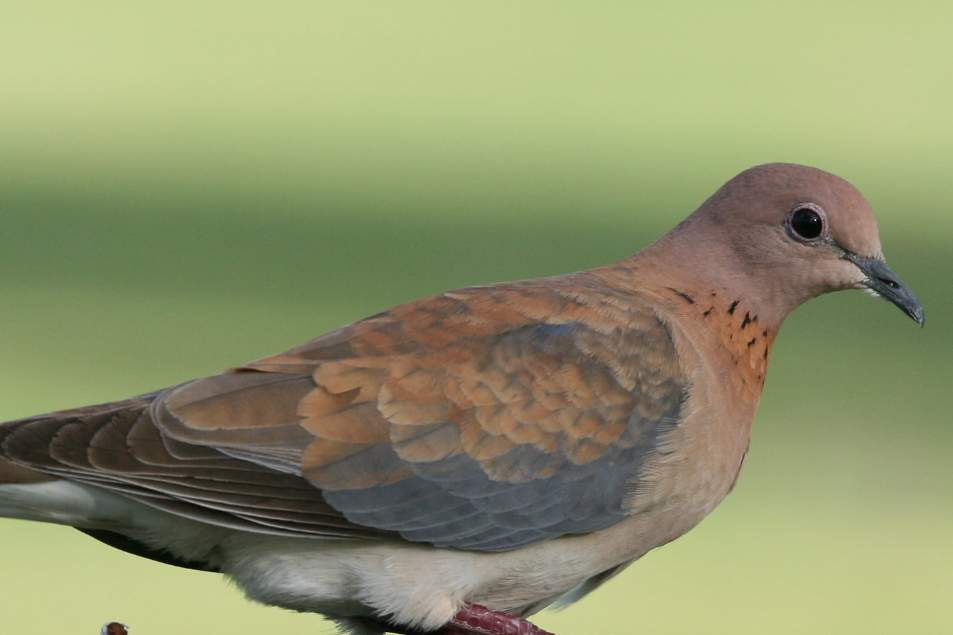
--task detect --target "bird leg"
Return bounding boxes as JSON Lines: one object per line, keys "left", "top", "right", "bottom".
{"left": 438, "top": 603, "right": 555, "bottom": 635}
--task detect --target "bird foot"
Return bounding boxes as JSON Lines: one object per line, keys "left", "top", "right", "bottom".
{"left": 439, "top": 603, "right": 555, "bottom": 635}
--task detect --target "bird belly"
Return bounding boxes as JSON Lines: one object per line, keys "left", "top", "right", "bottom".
{"left": 218, "top": 505, "right": 704, "bottom": 630}
{"left": 220, "top": 534, "right": 486, "bottom": 630}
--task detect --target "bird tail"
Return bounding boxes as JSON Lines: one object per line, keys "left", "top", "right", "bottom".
{"left": 0, "top": 455, "right": 55, "bottom": 485}
{"left": 0, "top": 410, "right": 62, "bottom": 488}
{"left": 0, "top": 452, "right": 68, "bottom": 524}
{"left": 0, "top": 414, "right": 73, "bottom": 522}
{"left": 0, "top": 403, "right": 137, "bottom": 526}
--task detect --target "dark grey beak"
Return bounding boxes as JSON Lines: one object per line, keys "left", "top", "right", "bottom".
{"left": 845, "top": 253, "right": 925, "bottom": 326}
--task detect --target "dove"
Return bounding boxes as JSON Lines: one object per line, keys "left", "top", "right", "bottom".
{"left": 0, "top": 163, "right": 923, "bottom": 635}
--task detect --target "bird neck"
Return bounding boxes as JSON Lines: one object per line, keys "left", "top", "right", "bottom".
{"left": 614, "top": 216, "right": 805, "bottom": 332}
{"left": 591, "top": 220, "right": 797, "bottom": 393}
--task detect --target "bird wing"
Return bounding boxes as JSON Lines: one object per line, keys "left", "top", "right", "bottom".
{"left": 1, "top": 277, "right": 688, "bottom": 551}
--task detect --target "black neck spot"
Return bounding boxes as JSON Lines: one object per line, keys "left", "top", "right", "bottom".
{"left": 666, "top": 287, "right": 696, "bottom": 304}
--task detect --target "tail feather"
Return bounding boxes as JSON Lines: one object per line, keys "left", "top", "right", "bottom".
{"left": 0, "top": 455, "right": 55, "bottom": 484}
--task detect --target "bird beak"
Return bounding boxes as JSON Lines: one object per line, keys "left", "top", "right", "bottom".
{"left": 844, "top": 253, "right": 925, "bottom": 326}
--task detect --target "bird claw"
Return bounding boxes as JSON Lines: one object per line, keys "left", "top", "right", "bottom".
{"left": 440, "top": 604, "right": 555, "bottom": 635}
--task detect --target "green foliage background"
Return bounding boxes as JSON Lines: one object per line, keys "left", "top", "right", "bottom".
{"left": 1, "top": 3, "right": 951, "bottom": 633}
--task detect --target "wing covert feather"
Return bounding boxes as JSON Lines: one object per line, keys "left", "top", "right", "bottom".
{"left": 1, "top": 278, "right": 688, "bottom": 551}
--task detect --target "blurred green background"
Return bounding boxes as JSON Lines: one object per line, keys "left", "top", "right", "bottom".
{"left": 1, "top": 2, "right": 951, "bottom": 633}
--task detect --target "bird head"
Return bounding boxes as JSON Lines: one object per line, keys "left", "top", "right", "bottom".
{"left": 673, "top": 163, "right": 924, "bottom": 326}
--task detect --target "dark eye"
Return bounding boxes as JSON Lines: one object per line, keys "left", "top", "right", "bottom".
{"left": 790, "top": 206, "right": 824, "bottom": 240}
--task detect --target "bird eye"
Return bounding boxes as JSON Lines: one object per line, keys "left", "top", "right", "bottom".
{"left": 789, "top": 205, "right": 824, "bottom": 240}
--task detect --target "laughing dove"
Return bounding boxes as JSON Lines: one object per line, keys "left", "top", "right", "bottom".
{"left": 0, "top": 163, "right": 923, "bottom": 635}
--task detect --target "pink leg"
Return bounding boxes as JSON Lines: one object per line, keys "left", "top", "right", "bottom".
{"left": 440, "top": 604, "right": 555, "bottom": 635}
